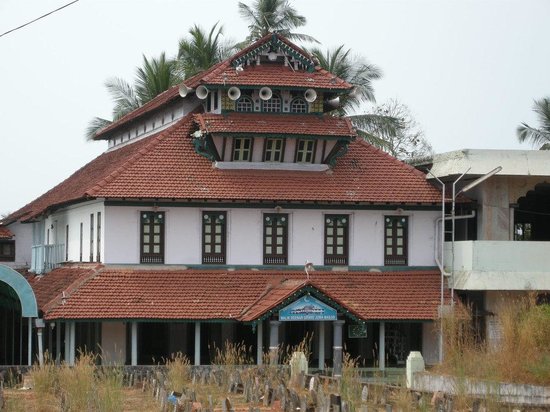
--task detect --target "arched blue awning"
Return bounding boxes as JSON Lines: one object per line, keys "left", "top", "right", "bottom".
{"left": 0, "top": 264, "right": 38, "bottom": 317}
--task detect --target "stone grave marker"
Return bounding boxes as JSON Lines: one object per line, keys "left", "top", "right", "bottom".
{"left": 361, "top": 385, "right": 368, "bottom": 403}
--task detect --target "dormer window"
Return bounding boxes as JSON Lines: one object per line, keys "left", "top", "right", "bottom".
{"left": 290, "top": 97, "right": 307, "bottom": 113}
{"left": 232, "top": 137, "right": 253, "bottom": 161}
{"left": 236, "top": 96, "right": 254, "bottom": 112}
{"left": 264, "top": 138, "right": 285, "bottom": 162}
{"left": 295, "top": 139, "right": 315, "bottom": 163}
{"left": 262, "top": 94, "right": 281, "bottom": 112}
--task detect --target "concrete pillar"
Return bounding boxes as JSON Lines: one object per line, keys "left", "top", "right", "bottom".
{"left": 131, "top": 322, "right": 138, "bottom": 366}
{"left": 333, "top": 320, "right": 344, "bottom": 377}
{"left": 56, "top": 321, "right": 61, "bottom": 363}
{"left": 318, "top": 321, "right": 325, "bottom": 370}
{"left": 256, "top": 321, "right": 263, "bottom": 365}
{"left": 379, "top": 321, "right": 385, "bottom": 371}
{"left": 64, "top": 321, "right": 70, "bottom": 362}
{"left": 27, "top": 318, "right": 32, "bottom": 365}
{"left": 69, "top": 322, "right": 76, "bottom": 365}
{"left": 37, "top": 328, "right": 44, "bottom": 366}
{"left": 194, "top": 321, "right": 201, "bottom": 366}
{"left": 269, "top": 320, "right": 281, "bottom": 364}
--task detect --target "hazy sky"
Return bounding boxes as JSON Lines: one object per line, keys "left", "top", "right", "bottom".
{"left": 1, "top": 0, "right": 549, "bottom": 215}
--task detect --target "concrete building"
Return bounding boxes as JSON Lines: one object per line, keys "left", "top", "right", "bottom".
{"left": 0, "top": 34, "right": 446, "bottom": 371}
{"left": 424, "top": 149, "right": 550, "bottom": 343}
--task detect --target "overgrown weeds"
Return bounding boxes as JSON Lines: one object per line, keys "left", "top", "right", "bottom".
{"left": 437, "top": 295, "right": 550, "bottom": 386}
{"left": 29, "top": 351, "right": 125, "bottom": 412}
{"left": 165, "top": 352, "right": 191, "bottom": 393}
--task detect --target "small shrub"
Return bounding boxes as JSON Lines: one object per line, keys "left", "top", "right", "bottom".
{"left": 165, "top": 352, "right": 191, "bottom": 393}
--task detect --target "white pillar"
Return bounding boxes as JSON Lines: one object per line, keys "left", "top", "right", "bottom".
{"left": 269, "top": 320, "right": 281, "bottom": 364}
{"left": 194, "top": 322, "right": 201, "bottom": 366}
{"left": 256, "top": 321, "right": 263, "bottom": 365}
{"left": 69, "top": 321, "right": 76, "bottom": 365}
{"left": 131, "top": 322, "right": 138, "bottom": 366}
{"left": 379, "top": 321, "right": 385, "bottom": 371}
{"left": 56, "top": 322, "right": 61, "bottom": 364}
{"left": 332, "top": 320, "right": 344, "bottom": 377}
{"left": 318, "top": 321, "right": 325, "bottom": 370}
{"left": 64, "top": 321, "right": 70, "bottom": 362}
{"left": 27, "top": 318, "right": 32, "bottom": 365}
{"left": 37, "top": 328, "right": 44, "bottom": 366}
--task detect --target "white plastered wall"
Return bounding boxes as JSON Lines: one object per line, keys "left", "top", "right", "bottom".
{"left": 4, "top": 221, "right": 32, "bottom": 268}
{"left": 104, "top": 205, "right": 438, "bottom": 267}
{"left": 44, "top": 200, "right": 105, "bottom": 263}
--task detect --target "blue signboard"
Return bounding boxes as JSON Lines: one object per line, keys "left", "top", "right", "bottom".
{"left": 279, "top": 295, "right": 337, "bottom": 321}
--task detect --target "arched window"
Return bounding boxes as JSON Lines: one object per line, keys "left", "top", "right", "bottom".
{"left": 236, "top": 96, "right": 254, "bottom": 112}
{"left": 290, "top": 97, "right": 307, "bottom": 113}
{"left": 262, "top": 94, "right": 282, "bottom": 112}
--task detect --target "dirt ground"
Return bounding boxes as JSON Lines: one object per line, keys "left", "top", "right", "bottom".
{"left": 2, "top": 387, "right": 159, "bottom": 411}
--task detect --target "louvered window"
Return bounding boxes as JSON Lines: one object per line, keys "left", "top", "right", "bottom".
{"left": 202, "top": 211, "right": 226, "bottom": 264}
{"left": 384, "top": 216, "right": 408, "bottom": 265}
{"left": 263, "top": 214, "right": 288, "bottom": 265}
{"left": 140, "top": 212, "right": 164, "bottom": 264}
{"left": 325, "top": 215, "right": 349, "bottom": 265}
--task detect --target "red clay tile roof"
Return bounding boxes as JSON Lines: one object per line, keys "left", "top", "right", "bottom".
{"left": 197, "top": 33, "right": 349, "bottom": 90}
{"left": 6, "top": 114, "right": 441, "bottom": 223}
{"left": 26, "top": 264, "right": 101, "bottom": 311}
{"left": 93, "top": 33, "right": 350, "bottom": 140}
{"left": 40, "top": 267, "right": 444, "bottom": 321}
{"left": 5, "top": 126, "right": 163, "bottom": 223}
{"left": 200, "top": 64, "right": 351, "bottom": 90}
{"left": 194, "top": 113, "right": 356, "bottom": 137}
{"left": 0, "top": 226, "right": 14, "bottom": 239}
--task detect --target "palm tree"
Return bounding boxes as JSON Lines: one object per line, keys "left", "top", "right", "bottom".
{"left": 517, "top": 97, "right": 550, "bottom": 150}
{"left": 238, "top": 0, "right": 318, "bottom": 45}
{"left": 86, "top": 53, "right": 179, "bottom": 140}
{"left": 309, "top": 45, "right": 403, "bottom": 150}
{"left": 177, "top": 22, "right": 234, "bottom": 79}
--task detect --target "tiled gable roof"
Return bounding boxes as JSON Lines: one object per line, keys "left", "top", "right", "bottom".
{"left": 0, "top": 226, "right": 14, "bottom": 239}
{"left": 40, "top": 267, "right": 444, "bottom": 321}
{"left": 200, "top": 63, "right": 351, "bottom": 90}
{"left": 26, "top": 264, "right": 101, "bottom": 311}
{"left": 6, "top": 114, "right": 441, "bottom": 223}
{"left": 193, "top": 113, "right": 356, "bottom": 137}
{"left": 93, "top": 33, "right": 350, "bottom": 140}
{"left": 5, "top": 118, "right": 172, "bottom": 223}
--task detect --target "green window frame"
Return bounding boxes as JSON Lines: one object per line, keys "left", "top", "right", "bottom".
{"left": 263, "top": 214, "right": 288, "bottom": 265}
{"left": 263, "top": 138, "right": 285, "bottom": 162}
{"left": 262, "top": 94, "right": 281, "bottom": 112}
{"left": 236, "top": 96, "right": 254, "bottom": 112}
{"left": 140, "top": 211, "right": 165, "bottom": 264}
{"left": 232, "top": 137, "right": 253, "bottom": 161}
{"left": 0, "top": 240, "right": 15, "bottom": 262}
{"left": 324, "top": 215, "right": 349, "bottom": 265}
{"left": 384, "top": 216, "right": 408, "bottom": 266}
{"left": 295, "top": 139, "right": 316, "bottom": 163}
{"left": 202, "top": 211, "right": 226, "bottom": 264}
{"left": 290, "top": 97, "right": 307, "bottom": 113}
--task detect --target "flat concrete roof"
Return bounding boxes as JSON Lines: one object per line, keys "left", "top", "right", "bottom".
{"left": 428, "top": 149, "right": 550, "bottom": 179}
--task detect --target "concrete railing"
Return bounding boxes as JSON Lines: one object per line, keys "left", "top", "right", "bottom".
{"left": 31, "top": 244, "right": 64, "bottom": 274}
{"left": 443, "top": 241, "right": 550, "bottom": 290}
{"left": 412, "top": 371, "right": 550, "bottom": 407}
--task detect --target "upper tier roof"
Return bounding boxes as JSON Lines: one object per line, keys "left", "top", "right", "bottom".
{"left": 93, "top": 33, "right": 351, "bottom": 140}
{"left": 5, "top": 113, "right": 441, "bottom": 223}
{"left": 193, "top": 113, "right": 356, "bottom": 138}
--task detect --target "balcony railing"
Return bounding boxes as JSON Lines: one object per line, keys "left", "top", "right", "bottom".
{"left": 31, "top": 244, "right": 65, "bottom": 274}
{"left": 443, "top": 241, "right": 550, "bottom": 290}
